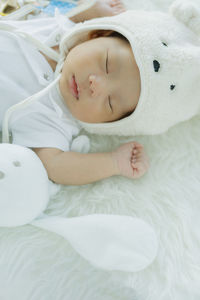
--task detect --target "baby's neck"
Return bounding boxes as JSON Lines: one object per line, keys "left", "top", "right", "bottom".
{"left": 40, "top": 45, "right": 59, "bottom": 72}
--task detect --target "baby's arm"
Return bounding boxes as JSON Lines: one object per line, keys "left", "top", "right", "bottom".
{"left": 32, "top": 141, "right": 149, "bottom": 185}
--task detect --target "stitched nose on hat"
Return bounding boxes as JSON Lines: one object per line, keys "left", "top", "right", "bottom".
{"left": 153, "top": 60, "right": 160, "bottom": 72}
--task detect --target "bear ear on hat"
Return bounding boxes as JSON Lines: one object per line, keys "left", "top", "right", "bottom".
{"left": 169, "top": 0, "right": 200, "bottom": 37}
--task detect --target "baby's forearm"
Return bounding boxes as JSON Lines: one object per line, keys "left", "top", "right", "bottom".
{"left": 49, "top": 151, "right": 119, "bottom": 185}
{"left": 68, "top": 7, "right": 92, "bottom": 23}
{"left": 68, "top": 15, "right": 81, "bottom": 23}
{"left": 68, "top": 0, "right": 98, "bottom": 23}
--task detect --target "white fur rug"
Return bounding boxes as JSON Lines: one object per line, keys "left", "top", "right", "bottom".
{"left": 1, "top": 0, "right": 200, "bottom": 299}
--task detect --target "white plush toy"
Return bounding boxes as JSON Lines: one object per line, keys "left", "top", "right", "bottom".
{"left": 0, "top": 142, "right": 158, "bottom": 272}
{"left": 0, "top": 143, "right": 50, "bottom": 227}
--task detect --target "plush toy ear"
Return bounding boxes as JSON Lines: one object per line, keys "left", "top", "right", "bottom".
{"left": 31, "top": 214, "right": 158, "bottom": 272}
{"left": 169, "top": 0, "right": 200, "bottom": 37}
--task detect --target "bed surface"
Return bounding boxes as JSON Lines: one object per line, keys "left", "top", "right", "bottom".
{"left": 1, "top": 1, "right": 200, "bottom": 299}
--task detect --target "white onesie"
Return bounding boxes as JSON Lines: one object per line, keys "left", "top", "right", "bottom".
{"left": 0, "top": 13, "right": 85, "bottom": 151}
{"left": 9, "top": 80, "right": 81, "bottom": 151}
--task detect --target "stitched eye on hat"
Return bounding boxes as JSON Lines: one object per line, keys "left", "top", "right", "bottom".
{"left": 153, "top": 60, "right": 160, "bottom": 72}
{"left": 170, "top": 84, "right": 176, "bottom": 90}
{"left": 162, "top": 42, "right": 168, "bottom": 47}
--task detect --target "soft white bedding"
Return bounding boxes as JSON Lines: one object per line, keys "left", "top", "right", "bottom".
{"left": 1, "top": 0, "right": 200, "bottom": 299}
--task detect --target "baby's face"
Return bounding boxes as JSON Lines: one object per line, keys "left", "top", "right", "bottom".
{"left": 59, "top": 36, "right": 141, "bottom": 123}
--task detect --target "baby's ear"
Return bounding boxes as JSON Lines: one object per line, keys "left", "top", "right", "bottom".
{"left": 169, "top": 0, "right": 200, "bottom": 37}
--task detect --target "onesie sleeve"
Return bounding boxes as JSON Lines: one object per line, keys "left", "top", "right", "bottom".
{"left": 10, "top": 110, "right": 80, "bottom": 152}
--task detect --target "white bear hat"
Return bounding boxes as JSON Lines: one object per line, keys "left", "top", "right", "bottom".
{"left": 2, "top": 5, "right": 200, "bottom": 142}
{"left": 55, "top": 9, "right": 200, "bottom": 136}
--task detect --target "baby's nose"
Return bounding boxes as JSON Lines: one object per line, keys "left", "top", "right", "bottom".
{"left": 89, "top": 74, "right": 104, "bottom": 97}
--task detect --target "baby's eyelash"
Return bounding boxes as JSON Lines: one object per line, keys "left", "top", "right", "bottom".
{"left": 106, "top": 51, "right": 112, "bottom": 112}
{"left": 106, "top": 51, "right": 109, "bottom": 74}
{"left": 108, "top": 96, "right": 113, "bottom": 112}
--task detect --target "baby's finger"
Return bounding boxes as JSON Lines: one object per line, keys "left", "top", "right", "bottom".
{"left": 130, "top": 141, "right": 140, "bottom": 148}
{"left": 135, "top": 146, "right": 144, "bottom": 153}
{"left": 132, "top": 149, "right": 138, "bottom": 155}
{"left": 114, "top": 3, "right": 125, "bottom": 9}
{"left": 132, "top": 155, "right": 144, "bottom": 163}
{"left": 131, "top": 158, "right": 138, "bottom": 166}
{"left": 138, "top": 160, "right": 149, "bottom": 173}
{"left": 135, "top": 151, "right": 147, "bottom": 161}
{"left": 111, "top": 0, "right": 124, "bottom": 6}
{"left": 134, "top": 160, "right": 145, "bottom": 170}
{"left": 134, "top": 153, "right": 143, "bottom": 159}
{"left": 132, "top": 147, "right": 143, "bottom": 156}
{"left": 131, "top": 155, "right": 138, "bottom": 162}
{"left": 131, "top": 162, "right": 145, "bottom": 174}
{"left": 133, "top": 141, "right": 143, "bottom": 147}
{"left": 132, "top": 167, "right": 143, "bottom": 179}
{"left": 111, "top": 0, "right": 121, "bottom": 4}
{"left": 135, "top": 155, "right": 148, "bottom": 164}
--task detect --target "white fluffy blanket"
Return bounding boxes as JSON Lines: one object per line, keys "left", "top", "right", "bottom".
{"left": 1, "top": 1, "right": 200, "bottom": 299}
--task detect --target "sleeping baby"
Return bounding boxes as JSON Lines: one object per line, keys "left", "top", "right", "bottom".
{"left": 2, "top": 0, "right": 200, "bottom": 185}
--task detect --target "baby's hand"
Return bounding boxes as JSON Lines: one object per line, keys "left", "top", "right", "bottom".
{"left": 131, "top": 142, "right": 150, "bottom": 179}
{"left": 91, "top": 0, "right": 126, "bottom": 18}
{"left": 73, "top": 0, "right": 126, "bottom": 23}
{"left": 112, "top": 141, "right": 149, "bottom": 179}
